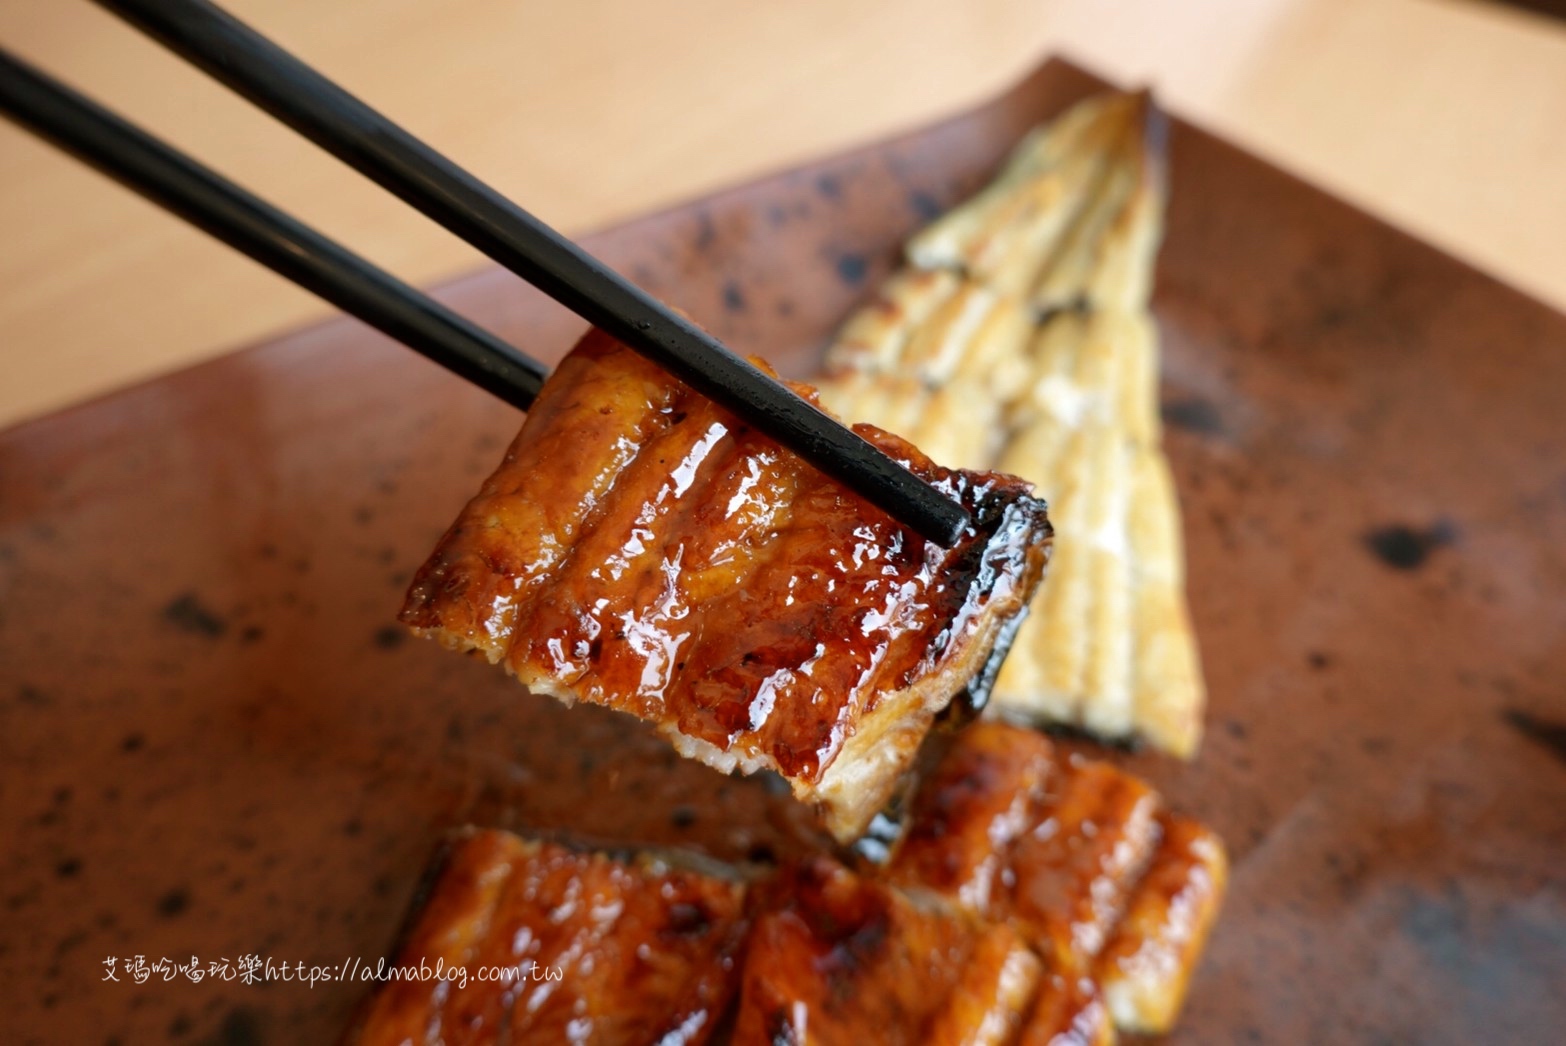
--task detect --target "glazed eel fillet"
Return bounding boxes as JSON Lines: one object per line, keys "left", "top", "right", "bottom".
{"left": 885, "top": 722, "right": 1228, "bottom": 1038}
{"left": 346, "top": 725, "right": 1225, "bottom": 1045}
{"left": 342, "top": 833, "right": 750, "bottom": 1046}
{"left": 401, "top": 329, "right": 1053, "bottom": 841}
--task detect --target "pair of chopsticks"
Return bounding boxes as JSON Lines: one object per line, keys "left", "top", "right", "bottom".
{"left": 0, "top": 0, "right": 970, "bottom": 546}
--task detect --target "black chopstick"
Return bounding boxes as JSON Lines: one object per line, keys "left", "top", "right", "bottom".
{"left": 0, "top": 49, "right": 547, "bottom": 409}
{"left": 94, "top": 0, "right": 973, "bottom": 546}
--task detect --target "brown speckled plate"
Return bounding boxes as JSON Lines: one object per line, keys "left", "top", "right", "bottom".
{"left": 3, "top": 59, "right": 1565, "bottom": 1044}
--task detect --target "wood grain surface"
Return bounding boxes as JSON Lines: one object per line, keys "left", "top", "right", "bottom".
{"left": 1, "top": 0, "right": 1564, "bottom": 427}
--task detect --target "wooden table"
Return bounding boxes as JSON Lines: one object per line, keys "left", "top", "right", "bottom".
{"left": 2, "top": 0, "right": 1564, "bottom": 427}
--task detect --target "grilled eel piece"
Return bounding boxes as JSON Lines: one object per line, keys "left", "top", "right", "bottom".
{"left": 883, "top": 717, "right": 1055, "bottom": 913}
{"left": 349, "top": 724, "right": 1224, "bottom": 1044}
{"left": 401, "top": 328, "right": 1052, "bottom": 842}
{"left": 730, "top": 853, "right": 1133, "bottom": 1046}
{"left": 887, "top": 721, "right": 1226, "bottom": 1036}
{"left": 903, "top": 90, "right": 1163, "bottom": 315}
{"left": 342, "top": 831, "right": 749, "bottom": 1046}
{"left": 886, "top": 724, "right": 1161, "bottom": 968}
{"left": 733, "top": 856, "right": 1042, "bottom": 1045}
{"left": 1014, "top": 975, "right": 1114, "bottom": 1046}
{"left": 1094, "top": 812, "right": 1228, "bottom": 1034}
{"left": 815, "top": 90, "right": 1204, "bottom": 758}
{"left": 349, "top": 835, "right": 1063, "bottom": 1046}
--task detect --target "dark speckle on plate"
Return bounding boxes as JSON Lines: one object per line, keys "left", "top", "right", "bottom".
{"left": 162, "top": 593, "right": 227, "bottom": 638}
{"left": 207, "top": 1006, "right": 264, "bottom": 1046}
{"left": 1502, "top": 709, "right": 1566, "bottom": 768}
{"left": 1161, "top": 397, "right": 1226, "bottom": 437}
{"left": 1363, "top": 521, "right": 1456, "bottom": 570}
{"left": 156, "top": 887, "right": 190, "bottom": 918}
{"left": 835, "top": 252, "right": 869, "bottom": 285}
{"left": 722, "top": 281, "right": 747, "bottom": 313}
{"left": 908, "top": 190, "right": 943, "bottom": 221}
{"left": 18, "top": 683, "right": 51, "bottom": 708}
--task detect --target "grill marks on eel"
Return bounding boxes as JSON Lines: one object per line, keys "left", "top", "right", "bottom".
{"left": 504, "top": 378, "right": 738, "bottom": 714}
{"left": 401, "top": 328, "right": 1052, "bottom": 841}
{"left": 401, "top": 331, "right": 682, "bottom": 654}
{"left": 347, "top": 726, "right": 1226, "bottom": 1044}
{"left": 345, "top": 834, "right": 749, "bottom": 1046}
{"left": 677, "top": 425, "right": 932, "bottom": 779}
